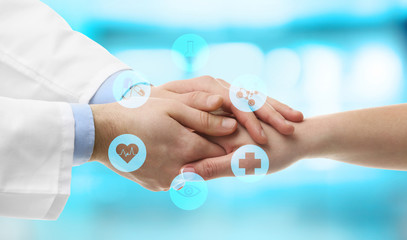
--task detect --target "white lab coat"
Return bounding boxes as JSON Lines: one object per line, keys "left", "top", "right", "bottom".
{"left": 0, "top": 0, "right": 129, "bottom": 219}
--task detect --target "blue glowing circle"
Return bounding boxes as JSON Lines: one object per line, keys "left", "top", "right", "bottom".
{"left": 108, "top": 134, "right": 147, "bottom": 172}
{"left": 171, "top": 34, "right": 210, "bottom": 72}
{"left": 112, "top": 71, "right": 151, "bottom": 109}
{"left": 170, "top": 172, "right": 208, "bottom": 210}
{"left": 230, "top": 145, "right": 269, "bottom": 183}
{"left": 229, "top": 74, "right": 267, "bottom": 112}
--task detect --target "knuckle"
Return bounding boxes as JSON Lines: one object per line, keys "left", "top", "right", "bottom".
{"left": 201, "top": 160, "right": 217, "bottom": 180}
{"left": 199, "top": 111, "right": 211, "bottom": 129}
{"left": 201, "top": 75, "right": 214, "bottom": 80}
{"left": 188, "top": 91, "right": 202, "bottom": 103}
{"left": 216, "top": 78, "right": 227, "bottom": 85}
{"left": 202, "top": 75, "right": 217, "bottom": 84}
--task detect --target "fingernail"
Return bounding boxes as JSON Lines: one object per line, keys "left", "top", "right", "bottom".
{"left": 172, "top": 180, "right": 185, "bottom": 190}
{"left": 180, "top": 167, "right": 197, "bottom": 182}
{"left": 222, "top": 118, "right": 237, "bottom": 129}
{"left": 285, "top": 120, "right": 293, "bottom": 126}
{"left": 207, "top": 95, "right": 221, "bottom": 107}
{"left": 181, "top": 167, "right": 195, "bottom": 173}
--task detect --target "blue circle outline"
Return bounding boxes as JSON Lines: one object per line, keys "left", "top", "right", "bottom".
{"left": 230, "top": 144, "right": 269, "bottom": 182}
{"left": 169, "top": 172, "right": 208, "bottom": 210}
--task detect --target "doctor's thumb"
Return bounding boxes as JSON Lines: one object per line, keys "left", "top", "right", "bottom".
{"left": 180, "top": 152, "right": 234, "bottom": 181}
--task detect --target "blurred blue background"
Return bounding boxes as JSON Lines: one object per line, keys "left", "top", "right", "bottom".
{"left": 3, "top": 0, "right": 407, "bottom": 239}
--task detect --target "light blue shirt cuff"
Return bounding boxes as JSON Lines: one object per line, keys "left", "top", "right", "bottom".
{"left": 72, "top": 70, "right": 131, "bottom": 166}
{"left": 90, "top": 70, "right": 131, "bottom": 104}
{"left": 71, "top": 103, "right": 95, "bottom": 166}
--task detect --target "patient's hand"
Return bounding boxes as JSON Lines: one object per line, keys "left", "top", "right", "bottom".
{"left": 158, "top": 76, "right": 304, "bottom": 144}
{"left": 180, "top": 121, "right": 305, "bottom": 180}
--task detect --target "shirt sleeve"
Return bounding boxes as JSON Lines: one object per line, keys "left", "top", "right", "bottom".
{"left": 89, "top": 70, "right": 130, "bottom": 104}
{"left": 70, "top": 70, "right": 126, "bottom": 166}
{"left": 70, "top": 104, "right": 95, "bottom": 166}
{"left": 0, "top": 0, "right": 131, "bottom": 103}
{"left": 72, "top": 69, "right": 151, "bottom": 166}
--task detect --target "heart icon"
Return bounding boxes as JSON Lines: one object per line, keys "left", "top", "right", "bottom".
{"left": 116, "top": 143, "right": 139, "bottom": 163}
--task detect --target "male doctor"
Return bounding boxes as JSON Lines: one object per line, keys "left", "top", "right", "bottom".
{"left": 0, "top": 0, "right": 303, "bottom": 220}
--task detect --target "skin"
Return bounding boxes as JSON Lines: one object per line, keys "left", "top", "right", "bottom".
{"left": 160, "top": 75, "right": 304, "bottom": 144}
{"left": 89, "top": 95, "right": 238, "bottom": 191}
{"left": 182, "top": 104, "right": 407, "bottom": 180}
{"left": 88, "top": 77, "right": 304, "bottom": 191}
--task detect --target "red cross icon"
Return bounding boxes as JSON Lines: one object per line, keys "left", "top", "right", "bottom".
{"left": 239, "top": 152, "right": 262, "bottom": 175}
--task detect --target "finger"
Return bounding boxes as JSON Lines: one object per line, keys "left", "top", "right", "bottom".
{"left": 255, "top": 104, "right": 295, "bottom": 135}
{"left": 168, "top": 102, "right": 237, "bottom": 136}
{"left": 162, "top": 75, "right": 229, "bottom": 95}
{"left": 266, "top": 98, "right": 303, "bottom": 122}
{"left": 180, "top": 152, "right": 235, "bottom": 181}
{"left": 176, "top": 91, "right": 223, "bottom": 112}
{"left": 152, "top": 87, "right": 224, "bottom": 112}
{"left": 163, "top": 76, "right": 239, "bottom": 112}
{"left": 163, "top": 76, "right": 297, "bottom": 139}
{"left": 231, "top": 106, "right": 268, "bottom": 144}
{"left": 170, "top": 77, "right": 268, "bottom": 143}
{"left": 163, "top": 77, "right": 268, "bottom": 143}
{"left": 180, "top": 131, "right": 226, "bottom": 163}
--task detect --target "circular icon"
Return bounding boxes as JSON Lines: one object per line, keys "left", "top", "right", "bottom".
{"left": 170, "top": 172, "right": 208, "bottom": 210}
{"left": 231, "top": 145, "right": 269, "bottom": 183}
{"left": 108, "top": 134, "right": 147, "bottom": 172}
{"left": 229, "top": 74, "right": 267, "bottom": 112}
{"left": 171, "top": 34, "right": 210, "bottom": 72}
{"left": 112, "top": 71, "right": 151, "bottom": 108}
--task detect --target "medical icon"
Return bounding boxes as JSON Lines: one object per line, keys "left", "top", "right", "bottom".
{"left": 184, "top": 40, "right": 195, "bottom": 71}
{"left": 229, "top": 74, "right": 267, "bottom": 112}
{"left": 231, "top": 145, "right": 269, "bottom": 183}
{"left": 116, "top": 143, "right": 138, "bottom": 163}
{"left": 176, "top": 185, "right": 202, "bottom": 198}
{"left": 108, "top": 134, "right": 146, "bottom": 172}
{"left": 170, "top": 172, "right": 208, "bottom": 210}
{"left": 121, "top": 84, "right": 145, "bottom": 100}
{"left": 236, "top": 88, "right": 258, "bottom": 107}
{"left": 112, "top": 71, "right": 151, "bottom": 109}
{"left": 185, "top": 40, "right": 195, "bottom": 58}
{"left": 239, "top": 152, "right": 262, "bottom": 175}
{"left": 172, "top": 34, "right": 209, "bottom": 72}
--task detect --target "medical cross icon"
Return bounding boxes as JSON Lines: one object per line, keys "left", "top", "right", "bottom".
{"left": 239, "top": 152, "right": 262, "bottom": 175}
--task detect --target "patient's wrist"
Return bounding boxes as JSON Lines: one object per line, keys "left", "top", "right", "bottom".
{"left": 294, "top": 116, "right": 332, "bottom": 161}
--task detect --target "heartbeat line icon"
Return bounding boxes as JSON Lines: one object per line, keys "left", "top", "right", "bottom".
{"left": 116, "top": 144, "right": 139, "bottom": 163}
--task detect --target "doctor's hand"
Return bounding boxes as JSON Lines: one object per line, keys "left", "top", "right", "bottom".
{"left": 180, "top": 121, "right": 304, "bottom": 181}
{"left": 89, "top": 97, "right": 237, "bottom": 191}
{"left": 158, "top": 75, "right": 304, "bottom": 144}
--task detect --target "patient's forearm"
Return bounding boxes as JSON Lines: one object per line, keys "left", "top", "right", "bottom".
{"left": 297, "top": 104, "right": 407, "bottom": 170}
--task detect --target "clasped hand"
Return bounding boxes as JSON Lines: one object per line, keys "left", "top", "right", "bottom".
{"left": 89, "top": 76, "right": 303, "bottom": 191}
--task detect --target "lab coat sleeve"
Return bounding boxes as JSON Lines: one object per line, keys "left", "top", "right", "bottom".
{"left": 0, "top": 96, "right": 74, "bottom": 220}
{"left": 0, "top": 0, "right": 130, "bottom": 103}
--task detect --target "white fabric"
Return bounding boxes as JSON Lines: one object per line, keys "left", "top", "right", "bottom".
{"left": 0, "top": 0, "right": 129, "bottom": 219}
{"left": 0, "top": 98, "right": 73, "bottom": 220}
